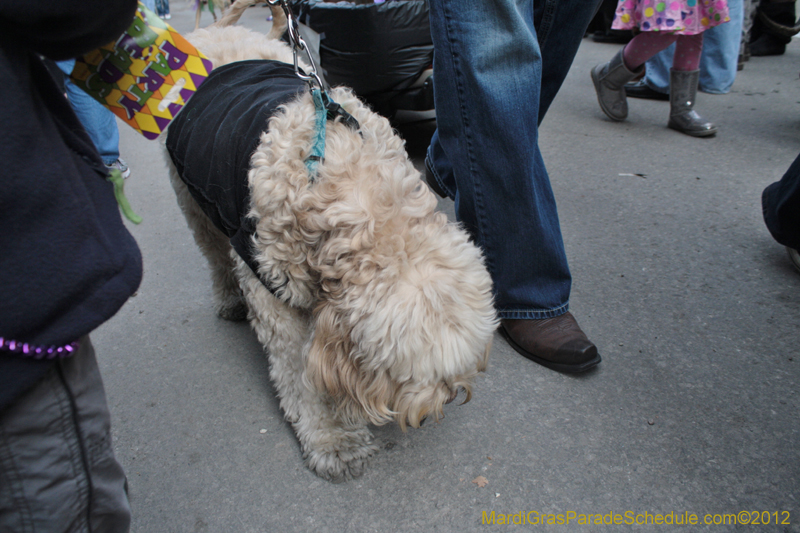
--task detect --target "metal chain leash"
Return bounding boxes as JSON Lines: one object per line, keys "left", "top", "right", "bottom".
{"left": 266, "top": 0, "right": 361, "bottom": 179}
{"left": 267, "top": 0, "right": 325, "bottom": 91}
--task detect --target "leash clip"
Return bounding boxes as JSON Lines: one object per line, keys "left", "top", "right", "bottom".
{"left": 268, "top": 0, "right": 360, "bottom": 181}
{"left": 268, "top": 0, "right": 325, "bottom": 91}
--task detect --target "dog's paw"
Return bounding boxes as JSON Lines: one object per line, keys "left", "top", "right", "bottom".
{"left": 215, "top": 299, "right": 248, "bottom": 321}
{"left": 304, "top": 431, "right": 379, "bottom": 483}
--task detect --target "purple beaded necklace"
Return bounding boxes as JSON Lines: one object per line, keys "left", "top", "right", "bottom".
{"left": 0, "top": 337, "right": 80, "bottom": 359}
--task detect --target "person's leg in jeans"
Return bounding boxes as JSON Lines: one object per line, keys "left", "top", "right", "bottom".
{"left": 140, "top": 0, "right": 157, "bottom": 14}
{"left": 0, "top": 337, "right": 131, "bottom": 532}
{"left": 56, "top": 60, "right": 129, "bottom": 176}
{"left": 155, "top": 0, "right": 171, "bottom": 19}
{"left": 426, "top": 0, "right": 601, "bottom": 373}
{"left": 697, "top": 0, "right": 744, "bottom": 94}
{"left": 63, "top": 80, "right": 122, "bottom": 166}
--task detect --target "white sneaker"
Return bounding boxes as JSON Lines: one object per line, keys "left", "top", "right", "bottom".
{"left": 164, "top": 13, "right": 171, "bottom": 19}
{"left": 788, "top": 247, "right": 800, "bottom": 274}
{"left": 106, "top": 158, "right": 131, "bottom": 179}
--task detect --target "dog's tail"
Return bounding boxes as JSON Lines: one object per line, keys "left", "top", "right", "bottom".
{"left": 212, "top": 0, "right": 288, "bottom": 40}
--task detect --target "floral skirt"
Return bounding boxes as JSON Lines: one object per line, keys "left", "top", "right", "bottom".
{"left": 611, "top": 0, "right": 730, "bottom": 34}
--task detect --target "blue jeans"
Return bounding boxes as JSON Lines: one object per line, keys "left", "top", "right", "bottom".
{"left": 643, "top": 0, "right": 744, "bottom": 94}
{"left": 155, "top": 0, "right": 170, "bottom": 16}
{"left": 426, "top": 0, "right": 600, "bottom": 319}
{"left": 56, "top": 60, "right": 121, "bottom": 165}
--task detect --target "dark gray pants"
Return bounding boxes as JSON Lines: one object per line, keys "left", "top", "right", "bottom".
{"left": 763, "top": 151, "right": 800, "bottom": 250}
{"left": 0, "top": 337, "right": 131, "bottom": 533}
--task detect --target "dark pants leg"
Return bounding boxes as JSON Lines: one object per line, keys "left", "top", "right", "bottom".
{"left": 0, "top": 337, "right": 131, "bottom": 533}
{"left": 763, "top": 152, "right": 800, "bottom": 250}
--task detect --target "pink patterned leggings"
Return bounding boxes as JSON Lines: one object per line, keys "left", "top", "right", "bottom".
{"left": 622, "top": 32, "right": 705, "bottom": 71}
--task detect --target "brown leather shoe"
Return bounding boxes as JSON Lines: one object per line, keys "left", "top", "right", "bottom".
{"left": 499, "top": 313, "right": 601, "bottom": 373}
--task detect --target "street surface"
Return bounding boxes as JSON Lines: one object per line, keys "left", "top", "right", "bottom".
{"left": 93, "top": 3, "right": 799, "bottom": 531}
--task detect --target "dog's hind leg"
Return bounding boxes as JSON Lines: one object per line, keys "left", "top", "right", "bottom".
{"left": 194, "top": 1, "right": 202, "bottom": 30}
{"left": 167, "top": 165, "right": 248, "bottom": 321}
{"left": 236, "top": 268, "right": 378, "bottom": 482}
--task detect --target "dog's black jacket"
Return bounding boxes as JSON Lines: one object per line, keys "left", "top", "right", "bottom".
{"left": 166, "top": 60, "right": 307, "bottom": 289}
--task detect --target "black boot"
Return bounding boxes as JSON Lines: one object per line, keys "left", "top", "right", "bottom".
{"left": 750, "top": 1, "right": 799, "bottom": 56}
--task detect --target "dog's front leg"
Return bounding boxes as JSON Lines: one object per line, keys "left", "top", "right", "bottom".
{"left": 238, "top": 271, "right": 378, "bottom": 482}
{"left": 290, "top": 386, "right": 378, "bottom": 483}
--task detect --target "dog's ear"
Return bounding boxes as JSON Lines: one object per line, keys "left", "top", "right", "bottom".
{"left": 305, "top": 303, "right": 396, "bottom": 425}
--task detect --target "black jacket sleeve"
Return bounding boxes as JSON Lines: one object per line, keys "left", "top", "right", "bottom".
{"left": 0, "top": 0, "right": 138, "bottom": 60}
{"left": 0, "top": 0, "right": 143, "bottom": 410}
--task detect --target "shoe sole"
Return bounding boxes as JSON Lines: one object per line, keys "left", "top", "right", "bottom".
{"left": 787, "top": 247, "right": 800, "bottom": 273}
{"left": 106, "top": 167, "right": 131, "bottom": 179}
{"left": 624, "top": 85, "right": 670, "bottom": 101}
{"left": 498, "top": 324, "right": 601, "bottom": 374}
{"left": 667, "top": 123, "right": 718, "bottom": 137}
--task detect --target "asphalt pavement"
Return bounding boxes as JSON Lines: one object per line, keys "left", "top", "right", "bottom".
{"left": 93, "top": 3, "right": 800, "bottom": 531}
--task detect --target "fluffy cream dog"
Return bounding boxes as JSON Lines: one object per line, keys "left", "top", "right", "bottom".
{"left": 164, "top": 0, "right": 497, "bottom": 482}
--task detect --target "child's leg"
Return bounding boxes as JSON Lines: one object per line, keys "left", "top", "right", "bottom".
{"left": 668, "top": 33, "right": 717, "bottom": 136}
{"left": 672, "top": 33, "right": 705, "bottom": 71}
{"left": 591, "top": 31, "right": 679, "bottom": 121}
{"left": 622, "top": 32, "right": 680, "bottom": 70}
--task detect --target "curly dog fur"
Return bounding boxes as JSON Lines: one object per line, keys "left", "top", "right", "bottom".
{"left": 163, "top": 0, "right": 497, "bottom": 482}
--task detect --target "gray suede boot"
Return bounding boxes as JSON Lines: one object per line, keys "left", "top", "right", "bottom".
{"left": 591, "top": 48, "right": 643, "bottom": 121}
{"left": 667, "top": 69, "right": 718, "bottom": 137}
